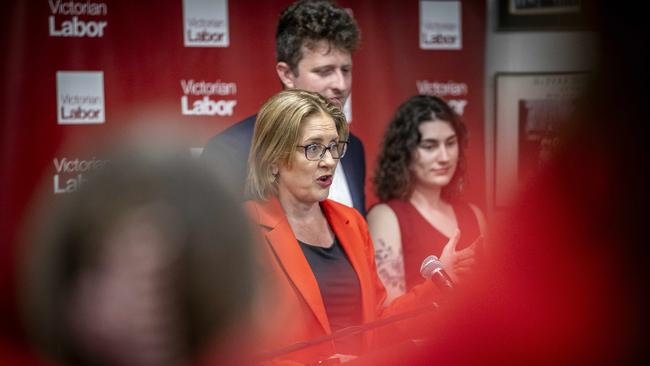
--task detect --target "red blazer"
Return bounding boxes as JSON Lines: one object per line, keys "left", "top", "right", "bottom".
{"left": 246, "top": 198, "right": 437, "bottom": 364}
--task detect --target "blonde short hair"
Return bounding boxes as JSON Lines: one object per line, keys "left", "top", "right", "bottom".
{"left": 246, "top": 89, "right": 348, "bottom": 200}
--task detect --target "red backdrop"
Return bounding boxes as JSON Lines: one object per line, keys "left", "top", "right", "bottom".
{"left": 0, "top": 0, "right": 485, "bottom": 350}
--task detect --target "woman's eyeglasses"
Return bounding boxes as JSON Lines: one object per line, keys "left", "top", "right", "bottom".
{"left": 296, "top": 141, "right": 348, "bottom": 161}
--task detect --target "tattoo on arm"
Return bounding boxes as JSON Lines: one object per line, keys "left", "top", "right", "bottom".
{"left": 375, "top": 238, "right": 405, "bottom": 293}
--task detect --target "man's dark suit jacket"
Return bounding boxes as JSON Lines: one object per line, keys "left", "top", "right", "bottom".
{"left": 201, "top": 115, "right": 366, "bottom": 216}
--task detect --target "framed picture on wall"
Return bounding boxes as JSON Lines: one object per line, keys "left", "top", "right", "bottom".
{"left": 497, "top": 0, "right": 590, "bottom": 31}
{"left": 494, "top": 72, "right": 589, "bottom": 208}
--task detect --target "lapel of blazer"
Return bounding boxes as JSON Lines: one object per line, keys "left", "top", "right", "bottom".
{"left": 250, "top": 198, "right": 331, "bottom": 334}
{"left": 341, "top": 145, "right": 360, "bottom": 213}
{"left": 340, "top": 134, "right": 366, "bottom": 216}
{"left": 321, "top": 200, "right": 375, "bottom": 323}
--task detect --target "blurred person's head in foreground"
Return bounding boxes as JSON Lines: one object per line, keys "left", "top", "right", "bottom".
{"left": 18, "top": 135, "right": 257, "bottom": 366}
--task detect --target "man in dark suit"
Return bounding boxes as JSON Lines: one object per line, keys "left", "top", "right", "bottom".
{"left": 202, "top": 0, "right": 366, "bottom": 215}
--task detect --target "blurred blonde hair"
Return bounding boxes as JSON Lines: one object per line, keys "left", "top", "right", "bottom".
{"left": 246, "top": 89, "right": 348, "bottom": 200}
{"left": 19, "top": 138, "right": 258, "bottom": 365}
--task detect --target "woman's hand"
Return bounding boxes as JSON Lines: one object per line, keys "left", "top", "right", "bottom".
{"left": 439, "top": 230, "right": 480, "bottom": 283}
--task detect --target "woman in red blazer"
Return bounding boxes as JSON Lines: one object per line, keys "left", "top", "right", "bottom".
{"left": 245, "top": 90, "right": 442, "bottom": 365}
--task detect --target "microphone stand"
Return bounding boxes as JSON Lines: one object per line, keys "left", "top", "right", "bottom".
{"left": 256, "top": 302, "right": 439, "bottom": 362}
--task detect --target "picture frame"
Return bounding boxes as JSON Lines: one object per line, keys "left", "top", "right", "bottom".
{"left": 497, "top": 0, "right": 590, "bottom": 31}
{"left": 493, "top": 72, "right": 589, "bottom": 208}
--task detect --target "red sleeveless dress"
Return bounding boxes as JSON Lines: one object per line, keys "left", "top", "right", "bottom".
{"left": 385, "top": 199, "right": 481, "bottom": 290}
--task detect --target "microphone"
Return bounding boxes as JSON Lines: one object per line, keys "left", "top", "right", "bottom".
{"left": 420, "top": 255, "right": 454, "bottom": 291}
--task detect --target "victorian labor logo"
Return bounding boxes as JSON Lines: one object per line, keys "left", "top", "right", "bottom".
{"left": 419, "top": 1, "right": 462, "bottom": 50}
{"left": 416, "top": 79, "right": 468, "bottom": 115}
{"left": 56, "top": 71, "right": 105, "bottom": 124}
{"left": 183, "top": 0, "right": 229, "bottom": 47}
{"left": 180, "top": 79, "right": 237, "bottom": 116}
{"left": 52, "top": 156, "right": 109, "bottom": 194}
{"left": 48, "top": 0, "right": 108, "bottom": 38}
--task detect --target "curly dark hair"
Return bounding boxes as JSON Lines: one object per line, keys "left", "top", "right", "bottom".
{"left": 276, "top": 0, "right": 360, "bottom": 73}
{"left": 374, "top": 95, "right": 469, "bottom": 202}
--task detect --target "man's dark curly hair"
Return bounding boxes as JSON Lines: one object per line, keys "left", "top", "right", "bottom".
{"left": 276, "top": 0, "right": 360, "bottom": 73}
{"left": 374, "top": 95, "right": 469, "bottom": 202}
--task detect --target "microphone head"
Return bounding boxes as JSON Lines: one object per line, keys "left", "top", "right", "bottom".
{"left": 420, "top": 255, "right": 444, "bottom": 279}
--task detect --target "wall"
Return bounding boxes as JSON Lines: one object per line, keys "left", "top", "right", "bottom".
{"left": 483, "top": 0, "right": 597, "bottom": 216}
